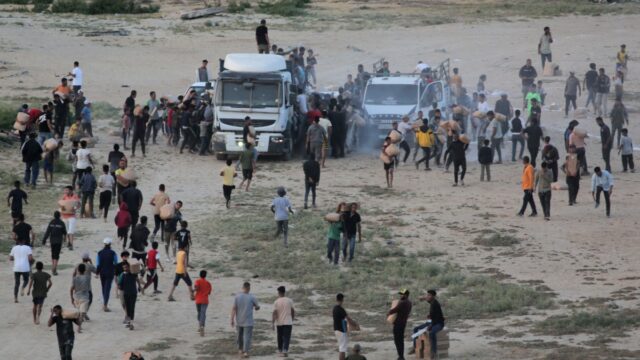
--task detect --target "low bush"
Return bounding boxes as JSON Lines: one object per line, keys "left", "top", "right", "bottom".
{"left": 534, "top": 309, "right": 640, "bottom": 336}
{"left": 227, "top": 0, "right": 251, "bottom": 13}
{"left": 0, "top": 103, "right": 16, "bottom": 130}
{"left": 51, "top": 0, "right": 158, "bottom": 14}
{"left": 257, "top": 0, "right": 309, "bottom": 17}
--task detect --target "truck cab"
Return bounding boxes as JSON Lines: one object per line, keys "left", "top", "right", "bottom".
{"left": 212, "top": 54, "right": 297, "bottom": 160}
{"left": 362, "top": 59, "right": 451, "bottom": 141}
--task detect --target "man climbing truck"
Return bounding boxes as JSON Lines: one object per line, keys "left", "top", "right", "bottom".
{"left": 212, "top": 53, "right": 300, "bottom": 160}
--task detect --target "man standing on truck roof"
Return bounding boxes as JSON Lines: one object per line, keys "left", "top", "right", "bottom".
{"left": 256, "top": 19, "right": 269, "bottom": 54}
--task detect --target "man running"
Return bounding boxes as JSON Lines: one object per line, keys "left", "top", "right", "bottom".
{"left": 150, "top": 184, "right": 170, "bottom": 240}
{"left": 10, "top": 238, "right": 33, "bottom": 303}
{"left": 27, "top": 261, "right": 52, "bottom": 324}
{"left": 7, "top": 180, "right": 28, "bottom": 225}
{"left": 167, "top": 243, "right": 195, "bottom": 302}
{"left": 96, "top": 238, "right": 118, "bottom": 312}
{"left": 42, "top": 211, "right": 67, "bottom": 275}
{"left": 194, "top": 270, "right": 212, "bottom": 336}
{"left": 48, "top": 305, "right": 81, "bottom": 359}
{"left": 272, "top": 285, "right": 295, "bottom": 357}
{"left": 231, "top": 282, "right": 260, "bottom": 358}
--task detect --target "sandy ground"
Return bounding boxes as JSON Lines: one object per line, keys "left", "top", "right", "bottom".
{"left": 1, "top": 7, "right": 640, "bottom": 360}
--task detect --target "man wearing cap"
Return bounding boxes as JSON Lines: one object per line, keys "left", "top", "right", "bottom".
{"left": 96, "top": 238, "right": 118, "bottom": 312}
{"left": 564, "top": 71, "right": 581, "bottom": 118}
{"left": 387, "top": 289, "right": 412, "bottom": 360}
{"left": 345, "top": 344, "right": 367, "bottom": 360}
{"left": 272, "top": 285, "right": 295, "bottom": 357}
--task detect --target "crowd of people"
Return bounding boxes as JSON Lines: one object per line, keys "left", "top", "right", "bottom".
{"left": 5, "top": 18, "right": 636, "bottom": 360}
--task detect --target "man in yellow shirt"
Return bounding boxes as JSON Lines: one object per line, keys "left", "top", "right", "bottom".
{"left": 167, "top": 244, "right": 194, "bottom": 302}
{"left": 616, "top": 44, "right": 628, "bottom": 81}
{"left": 414, "top": 125, "right": 435, "bottom": 170}
{"left": 219, "top": 159, "right": 237, "bottom": 209}
{"left": 517, "top": 156, "right": 538, "bottom": 217}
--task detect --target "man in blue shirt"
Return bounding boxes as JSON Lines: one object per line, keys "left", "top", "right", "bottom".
{"left": 591, "top": 166, "right": 614, "bottom": 217}
{"left": 270, "top": 187, "right": 294, "bottom": 247}
{"left": 96, "top": 238, "right": 118, "bottom": 312}
{"left": 80, "top": 101, "right": 93, "bottom": 137}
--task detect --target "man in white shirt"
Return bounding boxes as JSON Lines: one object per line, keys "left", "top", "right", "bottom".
{"left": 75, "top": 140, "right": 93, "bottom": 186}
{"left": 591, "top": 166, "right": 613, "bottom": 217}
{"left": 10, "top": 239, "right": 33, "bottom": 303}
{"left": 318, "top": 112, "right": 332, "bottom": 167}
{"left": 272, "top": 286, "right": 295, "bottom": 357}
{"left": 538, "top": 27, "right": 553, "bottom": 69}
{"left": 486, "top": 112, "right": 504, "bottom": 163}
{"left": 397, "top": 116, "right": 413, "bottom": 163}
{"left": 296, "top": 89, "right": 308, "bottom": 115}
{"left": 414, "top": 61, "right": 429, "bottom": 74}
{"left": 68, "top": 61, "right": 83, "bottom": 94}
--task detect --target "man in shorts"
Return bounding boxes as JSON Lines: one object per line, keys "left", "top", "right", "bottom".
{"left": 333, "top": 293, "right": 352, "bottom": 360}
{"left": 27, "top": 261, "right": 52, "bottom": 324}
{"left": 163, "top": 200, "right": 183, "bottom": 262}
{"left": 42, "top": 211, "right": 67, "bottom": 275}
{"left": 61, "top": 186, "right": 79, "bottom": 250}
{"left": 167, "top": 243, "right": 194, "bottom": 302}
{"left": 239, "top": 143, "right": 256, "bottom": 192}
{"left": 7, "top": 180, "right": 28, "bottom": 225}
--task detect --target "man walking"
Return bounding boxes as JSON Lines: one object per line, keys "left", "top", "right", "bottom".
{"left": 333, "top": 293, "right": 352, "bottom": 360}
{"left": 541, "top": 136, "right": 560, "bottom": 182}
{"left": 387, "top": 289, "right": 412, "bottom": 360}
{"left": 42, "top": 211, "right": 67, "bottom": 275}
{"left": 96, "top": 238, "right": 118, "bottom": 312}
{"left": 231, "top": 282, "right": 260, "bottom": 358}
{"left": 70, "top": 263, "right": 91, "bottom": 325}
{"left": 194, "top": 270, "right": 212, "bottom": 336}
{"left": 27, "top": 261, "right": 52, "bottom": 324}
{"left": 303, "top": 153, "right": 320, "bottom": 209}
{"left": 619, "top": 129, "right": 635, "bottom": 173}
{"left": 596, "top": 117, "right": 613, "bottom": 173}
{"left": 564, "top": 71, "right": 581, "bottom": 117}
{"left": 538, "top": 26, "right": 553, "bottom": 68}
{"left": 12, "top": 213, "right": 34, "bottom": 247}
{"left": 120, "top": 181, "right": 143, "bottom": 227}
{"left": 239, "top": 143, "right": 256, "bottom": 192}
{"left": 61, "top": 186, "right": 79, "bottom": 250}
{"left": 562, "top": 145, "right": 581, "bottom": 206}
{"left": 523, "top": 118, "right": 544, "bottom": 168}
{"left": 342, "top": 203, "right": 362, "bottom": 263}
{"left": 592, "top": 167, "right": 614, "bottom": 217}
{"left": 118, "top": 261, "right": 142, "bottom": 330}
{"left": 150, "top": 184, "right": 170, "bottom": 240}
{"left": 7, "top": 180, "right": 28, "bottom": 225}
{"left": 595, "top": 68, "right": 611, "bottom": 116}
{"left": 583, "top": 63, "right": 598, "bottom": 111}
{"left": 79, "top": 166, "right": 97, "bottom": 218}
{"left": 21, "top": 132, "right": 43, "bottom": 188}
{"left": 610, "top": 98, "right": 628, "bottom": 147}
{"left": 167, "top": 243, "right": 195, "bottom": 302}
{"left": 271, "top": 187, "right": 294, "bottom": 247}
{"left": 307, "top": 117, "right": 327, "bottom": 163}
{"left": 519, "top": 59, "right": 537, "bottom": 108}
{"left": 272, "top": 286, "right": 295, "bottom": 357}
{"left": 478, "top": 139, "right": 493, "bottom": 182}
{"left": 48, "top": 305, "right": 81, "bottom": 359}
{"left": 10, "top": 238, "right": 33, "bottom": 303}
{"left": 146, "top": 91, "right": 161, "bottom": 144}
{"left": 536, "top": 162, "right": 553, "bottom": 220}
{"left": 517, "top": 156, "right": 537, "bottom": 217}
{"left": 510, "top": 110, "right": 525, "bottom": 162}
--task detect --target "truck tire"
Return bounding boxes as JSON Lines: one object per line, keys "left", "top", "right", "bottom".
{"left": 282, "top": 138, "right": 293, "bottom": 161}
{"left": 216, "top": 153, "right": 227, "bottom": 161}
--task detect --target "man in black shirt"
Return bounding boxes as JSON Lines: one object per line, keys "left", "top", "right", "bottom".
{"left": 48, "top": 305, "right": 81, "bottom": 359}
{"left": 303, "top": 154, "right": 320, "bottom": 209}
{"left": 21, "top": 132, "right": 43, "bottom": 188}
{"left": 444, "top": 134, "right": 468, "bottom": 186}
{"left": 124, "top": 90, "right": 136, "bottom": 122}
{"left": 519, "top": 59, "right": 537, "bottom": 108}
{"left": 387, "top": 289, "right": 412, "bottom": 360}
{"left": 256, "top": 19, "right": 269, "bottom": 54}
{"left": 129, "top": 216, "right": 150, "bottom": 263}
{"left": 510, "top": 110, "right": 525, "bottom": 162}
{"left": 7, "top": 180, "right": 28, "bottom": 224}
{"left": 53, "top": 93, "right": 68, "bottom": 137}
{"left": 120, "top": 181, "right": 143, "bottom": 227}
{"left": 333, "top": 293, "right": 351, "bottom": 360}
{"left": 411, "top": 290, "right": 445, "bottom": 358}
{"left": 596, "top": 116, "right": 613, "bottom": 172}
{"left": 12, "top": 213, "right": 34, "bottom": 247}
{"left": 42, "top": 211, "right": 67, "bottom": 275}
{"left": 523, "top": 118, "right": 544, "bottom": 167}
{"left": 541, "top": 137, "right": 560, "bottom": 182}
{"left": 583, "top": 63, "right": 598, "bottom": 111}
{"left": 342, "top": 203, "right": 361, "bottom": 262}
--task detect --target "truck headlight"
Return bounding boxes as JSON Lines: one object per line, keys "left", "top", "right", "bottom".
{"left": 213, "top": 133, "right": 225, "bottom": 143}
{"left": 270, "top": 136, "right": 284, "bottom": 144}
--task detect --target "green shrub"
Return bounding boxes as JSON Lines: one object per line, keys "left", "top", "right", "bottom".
{"left": 0, "top": 0, "right": 30, "bottom": 4}
{"left": 228, "top": 0, "right": 251, "bottom": 13}
{"left": 51, "top": 0, "right": 86, "bottom": 13}
{"left": 32, "top": 0, "right": 52, "bottom": 12}
{"left": 0, "top": 103, "right": 16, "bottom": 130}
{"left": 257, "top": 0, "right": 309, "bottom": 17}
{"left": 534, "top": 309, "right": 640, "bottom": 336}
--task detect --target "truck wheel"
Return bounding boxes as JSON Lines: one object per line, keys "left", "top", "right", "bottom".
{"left": 216, "top": 153, "right": 227, "bottom": 161}
{"left": 282, "top": 139, "right": 293, "bottom": 161}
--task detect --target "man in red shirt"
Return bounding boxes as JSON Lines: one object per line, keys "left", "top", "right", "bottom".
{"left": 194, "top": 270, "right": 212, "bottom": 336}
{"left": 143, "top": 241, "right": 164, "bottom": 294}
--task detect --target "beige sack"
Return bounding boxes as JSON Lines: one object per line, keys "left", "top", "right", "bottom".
{"left": 133, "top": 105, "right": 142, "bottom": 117}
{"left": 551, "top": 182, "right": 568, "bottom": 191}
{"left": 386, "top": 299, "right": 399, "bottom": 324}
{"left": 494, "top": 113, "right": 506, "bottom": 122}
{"left": 572, "top": 127, "right": 587, "bottom": 138}
{"left": 122, "top": 168, "right": 137, "bottom": 181}
{"left": 386, "top": 144, "right": 400, "bottom": 156}
{"left": 13, "top": 121, "right": 26, "bottom": 131}
{"left": 16, "top": 112, "right": 30, "bottom": 125}
{"left": 459, "top": 134, "right": 470, "bottom": 144}
{"left": 543, "top": 62, "right": 555, "bottom": 76}
{"left": 84, "top": 202, "right": 91, "bottom": 216}
{"left": 44, "top": 138, "right": 59, "bottom": 151}
{"left": 159, "top": 204, "right": 175, "bottom": 220}
{"left": 129, "top": 260, "right": 142, "bottom": 275}
{"left": 325, "top": 212, "right": 341, "bottom": 222}
{"left": 352, "top": 113, "right": 366, "bottom": 127}
{"left": 379, "top": 152, "right": 392, "bottom": 164}
{"left": 109, "top": 130, "right": 120, "bottom": 137}
{"left": 473, "top": 111, "right": 487, "bottom": 119}
{"left": 389, "top": 131, "right": 401, "bottom": 144}
{"left": 58, "top": 199, "right": 77, "bottom": 215}
{"left": 62, "top": 309, "right": 80, "bottom": 320}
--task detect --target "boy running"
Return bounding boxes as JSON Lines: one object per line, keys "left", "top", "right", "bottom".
{"left": 27, "top": 261, "right": 52, "bottom": 324}
{"left": 194, "top": 270, "right": 212, "bottom": 336}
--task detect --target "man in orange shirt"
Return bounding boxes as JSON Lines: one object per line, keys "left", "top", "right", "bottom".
{"left": 52, "top": 78, "right": 71, "bottom": 97}
{"left": 60, "top": 186, "right": 80, "bottom": 250}
{"left": 517, "top": 156, "right": 538, "bottom": 217}
{"left": 194, "top": 270, "right": 212, "bottom": 336}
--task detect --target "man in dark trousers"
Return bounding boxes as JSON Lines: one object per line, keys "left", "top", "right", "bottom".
{"left": 7, "top": 180, "right": 28, "bottom": 225}
{"left": 387, "top": 289, "right": 412, "bottom": 360}
{"left": 41, "top": 211, "right": 67, "bottom": 276}
{"left": 120, "top": 181, "right": 143, "bottom": 227}
{"left": 96, "top": 238, "right": 118, "bottom": 312}
{"left": 541, "top": 136, "right": 560, "bottom": 182}
{"left": 256, "top": 19, "right": 269, "bottom": 54}
{"left": 303, "top": 153, "right": 320, "bottom": 209}
{"left": 48, "top": 305, "right": 81, "bottom": 360}
{"left": 596, "top": 116, "right": 613, "bottom": 173}
{"left": 21, "top": 132, "right": 43, "bottom": 188}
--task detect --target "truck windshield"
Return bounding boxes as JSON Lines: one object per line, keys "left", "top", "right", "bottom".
{"left": 364, "top": 84, "right": 418, "bottom": 106}
{"left": 219, "top": 81, "right": 280, "bottom": 108}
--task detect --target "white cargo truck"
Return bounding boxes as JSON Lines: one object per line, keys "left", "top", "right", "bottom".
{"left": 212, "top": 53, "right": 299, "bottom": 160}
